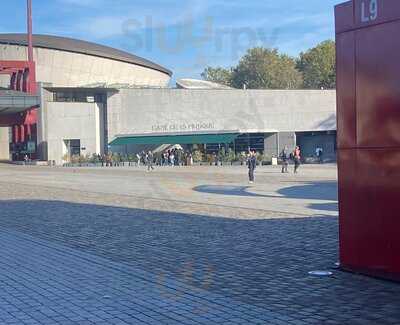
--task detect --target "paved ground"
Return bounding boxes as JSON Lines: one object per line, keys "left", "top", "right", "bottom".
{"left": 0, "top": 163, "right": 399, "bottom": 324}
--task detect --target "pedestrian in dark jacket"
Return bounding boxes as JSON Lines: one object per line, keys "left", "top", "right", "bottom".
{"left": 247, "top": 151, "right": 257, "bottom": 183}
{"left": 280, "top": 146, "right": 289, "bottom": 173}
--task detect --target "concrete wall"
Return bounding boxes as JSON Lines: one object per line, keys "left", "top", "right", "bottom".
{"left": 0, "top": 127, "right": 9, "bottom": 160}
{"left": 45, "top": 102, "right": 104, "bottom": 164}
{"left": 107, "top": 89, "right": 337, "bottom": 141}
{"left": 37, "top": 84, "right": 53, "bottom": 161}
{"left": 0, "top": 45, "right": 170, "bottom": 88}
{"left": 264, "top": 132, "right": 297, "bottom": 157}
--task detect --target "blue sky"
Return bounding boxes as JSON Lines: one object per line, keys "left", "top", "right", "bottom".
{"left": 1, "top": 0, "right": 343, "bottom": 82}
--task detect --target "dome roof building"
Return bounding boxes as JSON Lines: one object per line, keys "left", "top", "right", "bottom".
{"left": 0, "top": 33, "right": 172, "bottom": 88}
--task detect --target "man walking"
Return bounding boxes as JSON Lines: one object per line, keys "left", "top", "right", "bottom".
{"left": 280, "top": 146, "right": 289, "bottom": 173}
{"left": 146, "top": 151, "right": 155, "bottom": 171}
{"left": 247, "top": 151, "right": 257, "bottom": 184}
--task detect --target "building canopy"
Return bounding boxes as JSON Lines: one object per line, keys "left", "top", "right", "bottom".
{"left": 110, "top": 133, "right": 240, "bottom": 146}
{"left": 0, "top": 89, "right": 40, "bottom": 115}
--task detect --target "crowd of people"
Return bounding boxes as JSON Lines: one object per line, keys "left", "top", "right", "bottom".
{"left": 96, "top": 144, "right": 324, "bottom": 182}
{"left": 247, "top": 145, "right": 306, "bottom": 184}
{"left": 95, "top": 148, "right": 195, "bottom": 171}
{"left": 137, "top": 148, "right": 194, "bottom": 170}
{"left": 278, "top": 146, "right": 302, "bottom": 174}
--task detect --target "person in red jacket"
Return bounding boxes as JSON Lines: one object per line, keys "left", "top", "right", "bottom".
{"left": 293, "top": 146, "right": 301, "bottom": 174}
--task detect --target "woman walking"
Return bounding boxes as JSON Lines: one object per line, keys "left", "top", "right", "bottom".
{"left": 293, "top": 146, "right": 301, "bottom": 174}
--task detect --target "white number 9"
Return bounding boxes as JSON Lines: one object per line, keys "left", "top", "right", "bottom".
{"left": 370, "top": 0, "right": 378, "bottom": 21}
{"left": 361, "top": 0, "right": 378, "bottom": 22}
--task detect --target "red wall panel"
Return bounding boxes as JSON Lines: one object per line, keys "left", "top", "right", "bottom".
{"left": 356, "top": 21, "right": 400, "bottom": 148}
{"left": 336, "top": 31, "right": 357, "bottom": 149}
{"left": 336, "top": 0, "right": 400, "bottom": 281}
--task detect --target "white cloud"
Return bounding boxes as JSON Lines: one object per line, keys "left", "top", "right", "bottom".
{"left": 51, "top": 0, "right": 211, "bottom": 40}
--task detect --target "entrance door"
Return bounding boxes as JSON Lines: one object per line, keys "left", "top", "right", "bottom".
{"left": 64, "top": 139, "right": 81, "bottom": 159}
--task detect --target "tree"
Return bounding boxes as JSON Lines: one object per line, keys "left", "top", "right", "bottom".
{"left": 201, "top": 67, "right": 233, "bottom": 87}
{"left": 297, "top": 40, "right": 336, "bottom": 89}
{"left": 230, "top": 48, "right": 303, "bottom": 89}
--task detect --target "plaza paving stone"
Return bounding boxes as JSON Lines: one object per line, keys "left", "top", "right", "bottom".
{"left": 0, "top": 164, "right": 399, "bottom": 324}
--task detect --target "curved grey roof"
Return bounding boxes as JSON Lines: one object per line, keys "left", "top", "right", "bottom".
{"left": 0, "top": 33, "right": 172, "bottom": 76}
{"left": 176, "top": 78, "right": 232, "bottom": 90}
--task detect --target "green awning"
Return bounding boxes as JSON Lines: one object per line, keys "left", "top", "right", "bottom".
{"left": 110, "top": 133, "right": 240, "bottom": 146}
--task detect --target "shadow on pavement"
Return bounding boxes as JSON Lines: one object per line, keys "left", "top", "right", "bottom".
{"left": 194, "top": 181, "right": 338, "bottom": 202}
{"left": 193, "top": 185, "right": 269, "bottom": 198}
{"left": 0, "top": 199, "right": 399, "bottom": 323}
{"left": 277, "top": 181, "right": 338, "bottom": 201}
{"left": 309, "top": 202, "right": 339, "bottom": 212}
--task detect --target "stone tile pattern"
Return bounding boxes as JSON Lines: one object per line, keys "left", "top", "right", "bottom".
{"left": 0, "top": 200, "right": 399, "bottom": 324}
{"left": 1, "top": 230, "right": 295, "bottom": 325}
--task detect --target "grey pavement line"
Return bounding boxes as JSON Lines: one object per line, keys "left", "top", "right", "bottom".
{"left": 0, "top": 180, "right": 323, "bottom": 219}
{"left": 0, "top": 227, "right": 298, "bottom": 323}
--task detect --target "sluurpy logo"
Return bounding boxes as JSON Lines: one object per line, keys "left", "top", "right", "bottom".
{"left": 120, "top": 15, "right": 280, "bottom": 76}
{"left": 156, "top": 260, "right": 214, "bottom": 315}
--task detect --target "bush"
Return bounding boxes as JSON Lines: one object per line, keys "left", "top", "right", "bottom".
{"left": 70, "top": 155, "right": 80, "bottom": 164}
{"left": 62, "top": 154, "right": 70, "bottom": 163}
{"left": 128, "top": 154, "right": 137, "bottom": 163}
{"left": 261, "top": 154, "right": 273, "bottom": 164}
{"left": 218, "top": 148, "right": 228, "bottom": 163}
{"left": 239, "top": 152, "right": 247, "bottom": 164}
{"left": 227, "top": 148, "right": 236, "bottom": 163}
{"left": 90, "top": 153, "right": 100, "bottom": 164}
{"left": 192, "top": 150, "right": 204, "bottom": 163}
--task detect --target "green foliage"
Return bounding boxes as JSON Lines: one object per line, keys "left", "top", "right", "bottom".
{"left": 202, "top": 41, "right": 336, "bottom": 90}
{"left": 239, "top": 152, "right": 247, "bottom": 163}
{"left": 90, "top": 153, "right": 100, "bottom": 164}
{"left": 297, "top": 40, "right": 336, "bottom": 89}
{"left": 261, "top": 154, "right": 273, "bottom": 164}
{"left": 111, "top": 153, "right": 121, "bottom": 163}
{"left": 201, "top": 66, "right": 233, "bottom": 87}
{"left": 218, "top": 148, "right": 228, "bottom": 162}
{"left": 227, "top": 148, "right": 236, "bottom": 162}
{"left": 232, "top": 48, "right": 303, "bottom": 89}
{"left": 128, "top": 154, "right": 137, "bottom": 162}
{"left": 192, "top": 150, "right": 204, "bottom": 163}
{"left": 255, "top": 152, "right": 264, "bottom": 163}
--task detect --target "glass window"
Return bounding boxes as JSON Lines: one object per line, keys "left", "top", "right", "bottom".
{"left": 64, "top": 139, "right": 81, "bottom": 157}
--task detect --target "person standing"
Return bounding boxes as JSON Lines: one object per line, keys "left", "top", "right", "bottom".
{"left": 146, "top": 151, "right": 154, "bottom": 171}
{"left": 189, "top": 152, "right": 194, "bottom": 166}
{"left": 293, "top": 146, "right": 301, "bottom": 174}
{"left": 316, "top": 147, "right": 324, "bottom": 164}
{"left": 247, "top": 151, "right": 257, "bottom": 184}
{"left": 280, "top": 146, "right": 289, "bottom": 173}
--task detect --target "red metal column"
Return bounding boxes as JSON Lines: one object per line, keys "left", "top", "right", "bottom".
{"left": 20, "top": 125, "right": 25, "bottom": 143}
{"left": 16, "top": 70, "right": 23, "bottom": 91}
{"left": 13, "top": 125, "right": 20, "bottom": 143}
{"left": 27, "top": 0, "right": 34, "bottom": 63}
{"left": 0, "top": 0, "right": 38, "bottom": 161}
{"left": 336, "top": 0, "right": 400, "bottom": 281}
{"left": 10, "top": 72, "right": 17, "bottom": 90}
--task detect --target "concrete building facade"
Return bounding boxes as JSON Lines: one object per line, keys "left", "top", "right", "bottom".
{"left": 35, "top": 87, "right": 336, "bottom": 165}
{"left": 0, "top": 34, "right": 337, "bottom": 165}
{"left": 0, "top": 128, "right": 9, "bottom": 160}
